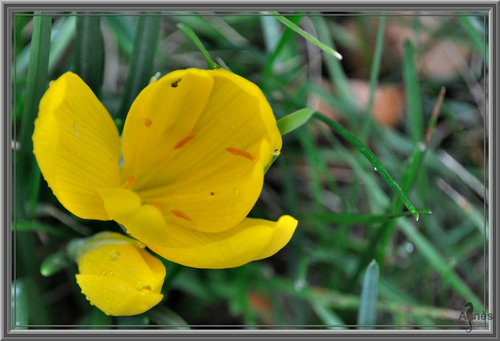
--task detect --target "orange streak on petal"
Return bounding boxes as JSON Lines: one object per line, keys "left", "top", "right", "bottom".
{"left": 174, "top": 135, "right": 195, "bottom": 149}
{"left": 127, "top": 175, "right": 136, "bottom": 188}
{"left": 153, "top": 202, "right": 162, "bottom": 214}
{"left": 171, "top": 210, "right": 192, "bottom": 221}
{"left": 226, "top": 147, "right": 254, "bottom": 161}
{"left": 143, "top": 119, "right": 152, "bottom": 127}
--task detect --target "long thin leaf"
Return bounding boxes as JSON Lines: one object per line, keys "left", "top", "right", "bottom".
{"left": 16, "top": 13, "right": 51, "bottom": 220}
{"left": 74, "top": 14, "right": 104, "bottom": 96}
{"left": 314, "top": 113, "right": 420, "bottom": 221}
{"left": 357, "top": 260, "right": 380, "bottom": 328}
{"left": 117, "top": 15, "right": 160, "bottom": 119}
{"left": 267, "top": 11, "right": 343, "bottom": 60}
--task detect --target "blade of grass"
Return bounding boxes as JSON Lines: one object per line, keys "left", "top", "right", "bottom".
{"left": 89, "top": 306, "right": 112, "bottom": 328}
{"left": 357, "top": 260, "right": 380, "bottom": 329}
{"left": 146, "top": 306, "right": 190, "bottom": 329}
{"left": 360, "top": 15, "right": 386, "bottom": 143}
{"left": 314, "top": 112, "right": 420, "bottom": 221}
{"left": 311, "top": 16, "right": 357, "bottom": 122}
{"left": 74, "top": 14, "right": 104, "bottom": 96}
{"left": 262, "top": 13, "right": 305, "bottom": 76}
{"left": 311, "top": 301, "right": 347, "bottom": 329}
{"left": 277, "top": 107, "right": 315, "bottom": 136}
{"left": 40, "top": 251, "right": 71, "bottom": 277}
{"left": 14, "top": 221, "right": 73, "bottom": 238}
{"left": 267, "top": 12, "right": 342, "bottom": 61}
{"left": 177, "top": 23, "right": 220, "bottom": 70}
{"left": 16, "top": 13, "right": 51, "bottom": 220}
{"left": 397, "top": 218, "right": 483, "bottom": 311}
{"left": 403, "top": 40, "right": 424, "bottom": 143}
{"left": 305, "top": 209, "right": 431, "bottom": 224}
{"left": 458, "top": 15, "right": 485, "bottom": 60}
{"left": 12, "top": 278, "right": 28, "bottom": 329}
{"left": 117, "top": 14, "right": 160, "bottom": 120}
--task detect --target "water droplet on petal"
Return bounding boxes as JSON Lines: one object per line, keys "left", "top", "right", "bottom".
{"left": 273, "top": 149, "right": 280, "bottom": 156}
{"left": 108, "top": 249, "right": 120, "bottom": 260}
{"left": 234, "top": 188, "right": 240, "bottom": 196}
{"left": 101, "top": 270, "right": 107, "bottom": 276}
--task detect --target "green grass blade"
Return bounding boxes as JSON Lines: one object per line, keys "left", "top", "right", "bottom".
{"left": 357, "top": 260, "right": 380, "bottom": 329}
{"left": 361, "top": 15, "right": 386, "bottom": 143}
{"left": 458, "top": 15, "right": 485, "bottom": 58}
{"left": 397, "top": 218, "right": 483, "bottom": 311}
{"left": 12, "top": 279, "right": 28, "bottom": 329}
{"left": 277, "top": 108, "right": 315, "bottom": 136}
{"left": 262, "top": 13, "right": 304, "bottom": 76}
{"left": 89, "top": 306, "right": 112, "bottom": 328}
{"left": 117, "top": 15, "right": 160, "bottom": 120}
{"left": 314, "top": 113, "right": 420, "bottom": 220}
{"left": 12, "top": 221, "right": 71, "bottom": 238}
{"left": 403, "top": 40, "right": 424, "bottom": 143}
{"left": 311, "top": 301, "right": 347, "bottom": 329}
{"left": 177, "top": 23, "right": 220, "bottom": 70}
{"left": 48, "top": 16, "right": 76, "bottom": 74}
{"left": 40, "top": 251, "right": 70, "bottom": 277}
{"left": 16, "top": 13, "right": 51, "bottom": 220}
{"left": 311, "top": 16, "right": 356, "bottom": 120}
{"left": 74, "top": 14, "right": 104, "bottom": 96}
{"left": 267, "top": 12, "right": 343, "bottom": 60}
{"left": 306, "top": 209, "right": 431, "bottom": 224}
{"left": 146, "top": 306, "right": 190, "bottom": 329}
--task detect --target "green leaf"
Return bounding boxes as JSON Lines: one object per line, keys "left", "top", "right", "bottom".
{"left": 306, "top": 209, "right": 431, "bottom": 224}
{"left": 14, "top": 220, "right": 73, "bottom": 238}
{"left": 267, "top": 12, "right": 342, "bottom": 60}
{"left": 16, "top": 13, "right": 51, "bottom": 220}
{"left": 40, "top": 251, "right": 70, "bottom": 277}
{"left": 74, "top": 14, "right": 104, "bottom": 96}
{"left": 403, "top": 40, "right": 424, "bottom": 143}
{"left": 277, "top": 107, "right": 315, "bottom": 136}
{"left": 314, "top": 113, "right": 420, "bottom": 221}
{"left": 89, "top": 306, "right": 112, "bottom": 328}
{"left": 177, "top": 23, "right": 220, "bottom": 70}
{"left": 357, "top": 260, "right": 380, "bottom": 329}
{"left": 262, "top": 13, "right": 304, "bottom": 76}
{"left": 146, "top": 306, "right": 190, "bottom": 329}
{"left": 117, "top": 15, "right": 160, "bottom": 119}
{"left": 12, "top": 279, "right": 28, "bottom": 329}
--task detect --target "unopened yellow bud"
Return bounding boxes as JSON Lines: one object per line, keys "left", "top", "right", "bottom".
{"left": 75, "top": 232, "right": 166, "bottom": 316}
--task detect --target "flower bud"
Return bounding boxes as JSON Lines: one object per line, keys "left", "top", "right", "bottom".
{"left": 75, "top": 232, "right": 166, "bottom": 316}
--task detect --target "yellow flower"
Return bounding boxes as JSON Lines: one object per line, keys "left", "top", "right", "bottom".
{"left": 33, "top": 68, "right": 297, "bottom": 268}
{"left": 75, "top": 232, "right": 166, "bottom": 316}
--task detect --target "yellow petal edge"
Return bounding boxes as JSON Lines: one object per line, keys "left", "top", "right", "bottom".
{"left": 76, "top": 237, "right": 166, "bottom": 316}
{"left": 147, "top": 215, "right": 298, "bottom": 269}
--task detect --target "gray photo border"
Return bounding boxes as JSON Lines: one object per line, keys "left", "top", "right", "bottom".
{"left": 2, "top": 1, "right": 498, "bottom": 340}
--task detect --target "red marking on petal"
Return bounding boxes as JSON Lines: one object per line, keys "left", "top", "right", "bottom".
{"left": 143, "top": 119, "right": 152, "bottom": 127}
{"left": 226, "top": 147, "right": 254, "bottom": 161}
{"left": 171, "top": 210, "right": 192, "bottom": 221}
{"left": 210, "top": 192, "right": 215, "bottom": 196}
{"left": 174, "top": 135, "right": 195, "bottom": 149}
{"left": 153, "top": 202, "right": 162, "bottom": 213}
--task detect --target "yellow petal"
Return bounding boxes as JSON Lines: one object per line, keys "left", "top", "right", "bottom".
{"left": 97, "top": 188, "right": 169, "bottom": 245}
{"left": 146, "top": 215, "right": 298, "bottom": 269}
{"left": 76, "top": 275, "right": 163, "bottom": 316}
{"left": 121, "top": 68, "right": 282, "bottom": 233}
{"left": 32, "top": 72, "right": 121, "bottom": 220}
{"left": 76, "top": 242, "right": 166, "bottom": 316}
{"left": 120, "top": 69, "right": 214, "bottom": 186}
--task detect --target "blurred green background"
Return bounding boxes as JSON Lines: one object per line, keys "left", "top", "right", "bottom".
{"left": 12, "top": 11, "right": 487, "bottom": 329}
